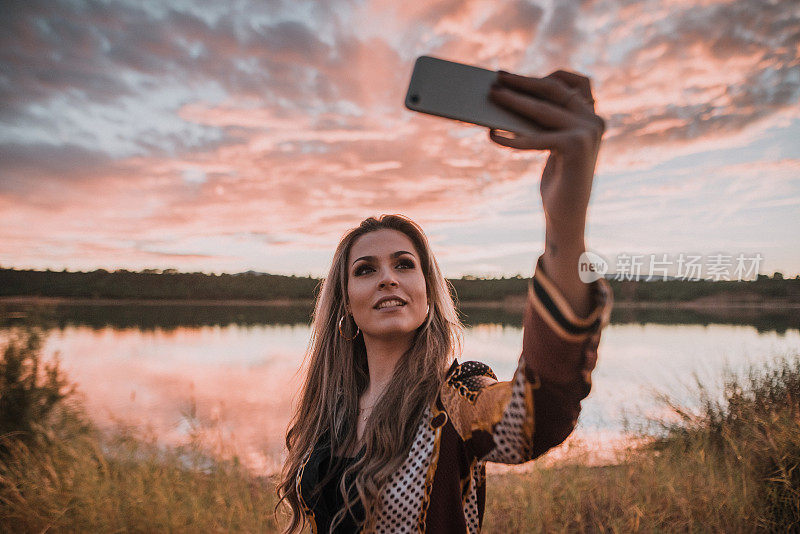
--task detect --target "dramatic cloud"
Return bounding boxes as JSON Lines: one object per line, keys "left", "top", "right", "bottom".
{"left": 1, "top": 0, "right": 798, "bottom": 275}
{"left": 593, "top": 0, "right": 800, "bottom": 166}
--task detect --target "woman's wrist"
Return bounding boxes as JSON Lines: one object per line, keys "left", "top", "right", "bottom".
{"left": 541, "top": 231, "right": 592, "bottom": 318}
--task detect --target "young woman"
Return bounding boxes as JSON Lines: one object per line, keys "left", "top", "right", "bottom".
{"left": 278, "top": 69, "right": 613, "bottom": 533}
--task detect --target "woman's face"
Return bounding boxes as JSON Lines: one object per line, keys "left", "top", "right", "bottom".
{"left": 346, "top": 229, "right": 429, "bottom": 342}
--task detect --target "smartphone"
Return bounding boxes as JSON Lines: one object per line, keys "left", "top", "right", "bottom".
{"left": 404, "top": 55, "right": 539, "bottom": 137}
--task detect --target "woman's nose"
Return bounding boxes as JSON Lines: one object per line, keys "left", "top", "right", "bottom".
{"left": 378, "top": 269, "right": 398, "bottom": 288}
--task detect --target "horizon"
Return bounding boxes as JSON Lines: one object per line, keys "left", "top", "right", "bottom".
{"left": 2, "top": 263, "right": 795, "bottom": 283}
{"left": 2, "top": 0, "right": 799, "bottom": 279}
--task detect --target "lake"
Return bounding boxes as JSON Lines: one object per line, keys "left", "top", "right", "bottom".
{"left": 2, "top": 302, "right": 799, "bottom": 474}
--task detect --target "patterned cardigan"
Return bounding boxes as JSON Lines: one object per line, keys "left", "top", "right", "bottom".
{"left": 297, "top": 255, "right": 614, "bottom": 533}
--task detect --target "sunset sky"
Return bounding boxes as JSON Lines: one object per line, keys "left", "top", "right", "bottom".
{"left": 2, "top": 0, "right": 799, "bottom": 279}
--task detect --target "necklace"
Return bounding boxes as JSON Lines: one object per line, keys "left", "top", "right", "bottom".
{"left": 359, "top": 403, "right": 376, "bottom": 422}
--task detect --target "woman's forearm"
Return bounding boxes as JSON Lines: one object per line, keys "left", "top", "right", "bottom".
{"left": 541, "top": 228, "right": 592, "bottom": 318}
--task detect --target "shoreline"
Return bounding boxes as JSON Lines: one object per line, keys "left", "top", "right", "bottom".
{"left": 2, "top": 295, "right": 799, "bottom": 309}
{"left": 0, "top": 296, "right": 316, "bottom": 307}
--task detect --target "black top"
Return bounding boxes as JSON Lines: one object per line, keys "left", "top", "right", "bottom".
{"left": 301, "top": 438, "right": 366, "bottom": 533}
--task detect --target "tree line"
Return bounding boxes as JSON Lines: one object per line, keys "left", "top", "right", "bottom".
{"left": 0, "top": 267, "right": 797, "bottom": 303}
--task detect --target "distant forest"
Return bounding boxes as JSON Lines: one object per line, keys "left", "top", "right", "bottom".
{"left": 1, "top": 267, "right": 798, "bottom": 304}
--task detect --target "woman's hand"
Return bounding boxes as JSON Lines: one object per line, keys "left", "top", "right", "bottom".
{"left": 488, "top": 70, "right": 606, "bottom": 316}
{"left": 489, "top": 70, "right": 604, "bottom": 240}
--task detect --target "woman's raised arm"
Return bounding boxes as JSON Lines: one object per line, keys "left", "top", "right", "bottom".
{"left": 488, "top": 69, "right": 605, "bottom": 318}
{"left": 437, "top": 69, "right": 612, "bottom": 465}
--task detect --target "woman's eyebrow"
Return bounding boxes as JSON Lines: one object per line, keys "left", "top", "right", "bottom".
{"left": 352, "top": 250, "right": 415, "bottom": 265}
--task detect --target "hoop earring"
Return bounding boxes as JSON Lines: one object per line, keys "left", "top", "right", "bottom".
{"left": 338, "top": 315, "right": 360, "bottom": 341}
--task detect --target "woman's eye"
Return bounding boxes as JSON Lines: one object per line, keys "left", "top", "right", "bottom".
{"left": 354, "top": 264, "right": 373, "bottom": 276}
{"left": 353, "top": 259, "right": 414, "bottom": 276}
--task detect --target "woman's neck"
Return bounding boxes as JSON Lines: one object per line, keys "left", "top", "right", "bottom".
{"left": 361, "top": 333, "right": 413, "bottom": 401}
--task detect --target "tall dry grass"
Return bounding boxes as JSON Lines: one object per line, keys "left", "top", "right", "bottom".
{"left": 0, "top": 427, "right": 281, "bottom": 532}
{"left": 1, "top": 328, "right": 798, "bottom": 532}
{"left": 0, "top": 330, "right": 283, "bottom": 532}
{"left": 484, "top": 356, "right": 800, "bottom": 533}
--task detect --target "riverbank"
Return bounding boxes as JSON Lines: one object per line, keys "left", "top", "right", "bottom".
{"left": 2, "top": 294, "right": 799, "bottom": 309}
{"left": 0, "top": 296, "right": 315, "bottom": 307}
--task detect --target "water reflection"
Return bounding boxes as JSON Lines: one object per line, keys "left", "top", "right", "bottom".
{"left": 1, "top": 302, "right": 315, "bottom": 331}
{"left": 34, "top": 323, "right": 309, "bottom": 474}
{"left": 1, "top": 303, "right": 799, "bottom": 474}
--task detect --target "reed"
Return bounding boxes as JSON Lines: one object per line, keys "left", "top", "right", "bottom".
{"left": 484, "top": 356, "right": 800, "bottom": 532}
{"left": 0, "top": 422, "right": 281, "bottom": 531}
{"left": 0, "top": 330, "right": 282, "bottom": 532}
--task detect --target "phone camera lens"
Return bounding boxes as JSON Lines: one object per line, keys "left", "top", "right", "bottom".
{"left": 409, "top": 94, "right": 420, "bottom": 104}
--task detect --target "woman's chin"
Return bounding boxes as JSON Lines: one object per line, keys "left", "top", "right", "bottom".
{"left": 361, "top": 324, "right": 420, "bottom": 342}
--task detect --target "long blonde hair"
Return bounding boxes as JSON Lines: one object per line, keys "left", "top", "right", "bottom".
{"left": 277, "top": 214, "right": 462, "bottom": 532}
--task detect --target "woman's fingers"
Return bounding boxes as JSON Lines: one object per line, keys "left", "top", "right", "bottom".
{"left": 546, "top": 70, "right": 594, "bottom": 103}
{"left": 497, "top": 71, "right": 562, "bottom": 101}
{"left": 489, "top": 85, "right": 575, "bottom": 130}
{"left": 546, "top": 71, "right": 605, "bottom": 133}
{"left": 498, "top": 70, "right": 595, "bottom": 113}
{"left": 546, "top": 71, "right": 595, "bottom": 113}
{"left": 489, "top": 69, "right": 605, "bottom": 148}
{"left": 488, "top": 128, "right": 565, "bottom": 151}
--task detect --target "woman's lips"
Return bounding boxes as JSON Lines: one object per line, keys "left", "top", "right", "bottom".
{"left": 374, "top": 298, "right": 407, "bottom": 310}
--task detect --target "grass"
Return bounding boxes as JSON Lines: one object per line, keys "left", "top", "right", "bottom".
{"left": 1, "top": 330, "right": 798, "bottom": 532}
{"left": 484, "top": 357, "right": 800, "bottom": 533}
{"left": 0, "top": 329, "right": 281, "bottom": 532}
{"left": 484, "top": 443, "right": 757, "bottom": 532}
{"left": 0, "top": 428, "right": 280, "bottom": 532}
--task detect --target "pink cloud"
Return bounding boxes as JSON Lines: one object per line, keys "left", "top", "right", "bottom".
{"left": 1, "top": 0, "right": 798, "bottom": 274}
